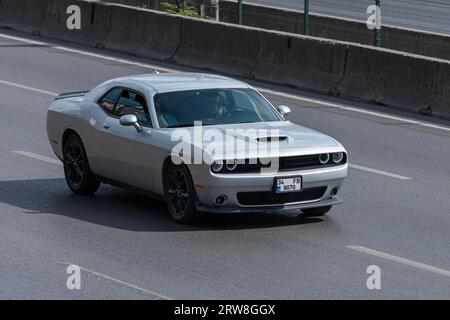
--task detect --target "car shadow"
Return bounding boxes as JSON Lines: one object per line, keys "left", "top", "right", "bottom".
{"left": 0, "top": 178, "right": 324, "bottom": 232}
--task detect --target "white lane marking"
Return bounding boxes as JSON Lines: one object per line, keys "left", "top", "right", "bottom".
{"left": 1, "top": 32, "right": 450, "bottom": 133}
{"left": 348, "top": 245, "right": 450, "bottom": 279}
{"left": 13, "top": 150, "right": 62, "bottom": 166}
{"left": 58, "top": 262, "right": 171, "bottom": 299}
{"left": 0, "top": 79, "right": 57, "bottom": 97}
{"left": 349, "top": 163, "right": 412, "bottom": 180}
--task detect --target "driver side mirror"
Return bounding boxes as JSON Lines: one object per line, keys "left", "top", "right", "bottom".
{"left": 277, "top": 105, "right": 291, "bottom": 118}
{"left": 119, "top": 114, "right": 143, "bottom": 132}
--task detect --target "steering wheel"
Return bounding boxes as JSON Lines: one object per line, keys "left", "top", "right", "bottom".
{"left": 223, "top": 108, "right": 248, "bottom": 119}
{"left": 223, "top": 108, "right": 260, "bottom": 124}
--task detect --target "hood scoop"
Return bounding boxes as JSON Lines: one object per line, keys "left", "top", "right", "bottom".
{"left": 255, "top": 136, "right": 288, "bottom": 142}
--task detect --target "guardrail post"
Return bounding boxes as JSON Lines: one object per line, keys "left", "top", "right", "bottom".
{"left": 304, "top": 0, "right": 310, "bottom": 35}
{"left": 375, "top": 0, "right": 382, "bottom": 47}
{"left": 175, "top": 0, "right": 182, "bottom": 9}
{"left": 215, "top": 0, "right": 220, "bottom": 21}
{"left": 238, "top": 0, "right": 243, "bottom": 25}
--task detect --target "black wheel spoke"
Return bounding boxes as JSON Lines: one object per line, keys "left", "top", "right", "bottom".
{"left": 64, "top": 139, "right": 85, "bottom": 188}
{"left": 169, "top": 172, "right": 178, "bottom": 186}
{"left": 177, "top": 198, "right": 184, "bottom": 213}
{"left": 67, "top": 168, "right": 74, "bottom": 181}
{"left": 74, "top": 166, "right": 83, "bottom": 178}
{"left": 174, "top": 171, "right": 181, "bottom": 185}
{"left": 166, "top": 167, "right": 191, "bottom": 218}
{"left": 65, "top": 152, "right": 75, "bottom": 163}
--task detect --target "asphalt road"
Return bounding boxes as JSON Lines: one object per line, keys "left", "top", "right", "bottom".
{"left": 1, "top": 30, "right": 450, "bottom": 299}
{"left": 247, "top": 0, "right": 450, "bottom": 34}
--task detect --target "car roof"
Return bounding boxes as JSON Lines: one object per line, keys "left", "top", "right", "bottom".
{"left": 116, "top": 72, "right": 250, "bottom": 93}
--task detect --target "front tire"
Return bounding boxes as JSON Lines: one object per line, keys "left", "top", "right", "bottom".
{"left": 301, "top": 206, "right": 332, "bottom": 217}
{"left": 63, "top": 134, "right": 100, "bottom": 195}
{"left": 164, "top": 164, "right": 197, "bottom": 224}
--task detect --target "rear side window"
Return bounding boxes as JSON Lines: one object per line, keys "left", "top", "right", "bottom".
{"left": 99, "top": 88, "right": 122, "bottom": 114}
{"left": 98, "top": 88, "right": 152, "bottom": 127}
{"left": 114, "top": 90, "right": 152, "bottom": 127}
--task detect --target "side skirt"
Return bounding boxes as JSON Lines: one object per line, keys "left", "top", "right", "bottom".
{"left": 96, "top": 176, "right": 165, "bottom": 202}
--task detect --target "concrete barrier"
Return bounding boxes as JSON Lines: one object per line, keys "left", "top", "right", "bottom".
{"left": 0, "top": 0, "right": 47, "bottom": 33}
{"left": 254, "top": 32, "right": 347, "bottom": 94}
{"left": 174, "top": 18, "right": 262, "bottom": 77}
{"left": 219, "top": 0, "right": 450, "bottom": 61}
{"left": 39, "top": 0, "right": 107, "bottom": 47}
{"left": 338, "top": 46, "right": 440, "bottom": 115}
{"left": 382, "top": 28, "right": 450, "bottom": 62}
{"left": 431, "top": 62, "right": 450, "bottom": 119}
{"left": 101, "top": 4, "right": 182, "bottom": 61}
{"left": 1, "top": 0, "right": 450, "bottom": 120}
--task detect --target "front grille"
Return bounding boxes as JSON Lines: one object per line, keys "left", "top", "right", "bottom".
{"left": 237, "top": 187, "right": 327, "bottom": 206}
{"left": 216, "top": 153, "right": 347, "bottom": 174}
{"left": 280, "top": 154, "right": 321, "bottom": 170}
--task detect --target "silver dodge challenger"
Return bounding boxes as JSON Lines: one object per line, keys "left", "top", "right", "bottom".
{"left": 47, "top": 73, "right": 347, "bottom": 223}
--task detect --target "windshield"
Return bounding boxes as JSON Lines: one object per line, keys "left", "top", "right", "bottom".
{"left": 154, "top": 88, "right": 283, "bottom": 128}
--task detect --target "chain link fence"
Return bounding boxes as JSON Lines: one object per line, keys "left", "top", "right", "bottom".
{"left": 100, "top": 0, "right": 450, "bottom": 35}
{"left": 248, "top": 0, "right": 450, "bottom": 35}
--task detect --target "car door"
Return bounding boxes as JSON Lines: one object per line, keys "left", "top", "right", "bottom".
{"left": 94, "top": 87, "right": 156, "bottom": 190}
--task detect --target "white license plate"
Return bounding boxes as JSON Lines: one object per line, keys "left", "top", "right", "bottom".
{"left": 275, "top": 176, "right": 303, "bottom": 193}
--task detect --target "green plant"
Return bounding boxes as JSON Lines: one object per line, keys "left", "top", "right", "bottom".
{"left": 161, "top": 2, "right": 206, "bottom": 18}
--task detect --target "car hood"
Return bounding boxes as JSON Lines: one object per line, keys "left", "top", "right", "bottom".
{"left": 168, "top": 121, "right": 344, "bottom": 161}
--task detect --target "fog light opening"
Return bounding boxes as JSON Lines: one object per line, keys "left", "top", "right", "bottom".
{"left": 214, "top": 195, "right": 228, "bottom": 206}
{"left": 330, "top": 188, "right": 339, "bottom": 198}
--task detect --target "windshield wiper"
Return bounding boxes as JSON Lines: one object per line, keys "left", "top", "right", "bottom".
{"left": 167, "top": 123, "right": 216, "bottom": 128}
{"left": 167, "top": 123, "right": 194, "bottom": 128}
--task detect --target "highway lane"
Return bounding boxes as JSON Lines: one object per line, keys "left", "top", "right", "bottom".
{"left": 0, "top": 30, "right": 450, "bottom": 298}
{"left": 246, "top": 0, "right": 450, "bottom": 34}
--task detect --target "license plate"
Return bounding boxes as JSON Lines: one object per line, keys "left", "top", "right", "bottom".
{"left": 275, "top": 176, "right": 303, "bottom": 193}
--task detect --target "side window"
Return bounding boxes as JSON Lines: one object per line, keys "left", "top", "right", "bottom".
{"left": 99, "top": 88, "right": 122, "bottom": 114}
{"left": 114, "top": 90, "right": 152, "bottom": 127}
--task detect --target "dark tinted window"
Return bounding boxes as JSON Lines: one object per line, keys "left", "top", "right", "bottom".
{"left": 113, "top": 90, "right": 152, "bottom": 127}
{"left": 99, "top": 88, "right": 122, "bottom": 114}
{"left": 154, "top": 88, "right": 282, "bottom": 128}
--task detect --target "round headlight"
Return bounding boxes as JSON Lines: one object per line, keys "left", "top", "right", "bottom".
{"left": 332, "top": 152, "right": 344, "bottom": 164}
{"left": 318, "top": 153, "right": 330, "bottom": 165}
{"left": 211, "top": 161, "right": 223, "bottom": 173}
{"left": 226, "top": 159, "right": 238, "bottom": 171}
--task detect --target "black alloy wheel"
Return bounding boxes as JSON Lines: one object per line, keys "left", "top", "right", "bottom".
{"left": 164, "top": 164, "right": 197, "bottom": 223}
{"left": 63, "top": 134, "right": 100, "bottom": 195}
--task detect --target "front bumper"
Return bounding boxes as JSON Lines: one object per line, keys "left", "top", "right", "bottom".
{"left": 189, "top": 164, "right": 347, "bottom": 214}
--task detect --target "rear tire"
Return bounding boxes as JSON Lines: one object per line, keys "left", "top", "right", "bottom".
{"left": 164, "top": 163, "right": 197, "bottom": 224}
{"left": 63, "top": 133, "right": 100, "bottom": 195}
{"left": 301, "top": 206, "right": 332, "bottom": 217}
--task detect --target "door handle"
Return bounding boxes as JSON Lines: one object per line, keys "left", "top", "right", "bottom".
{"left": 103, "top": 122, "right": 110, "bottom": 129}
